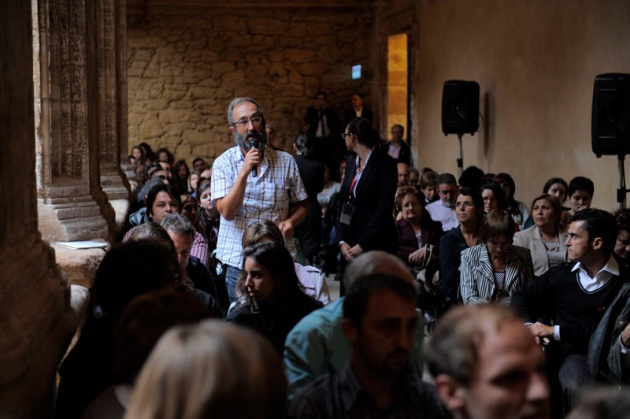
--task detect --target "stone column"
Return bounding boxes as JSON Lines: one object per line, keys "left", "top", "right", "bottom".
{"left": 96, "top": 0, "right": 131, "bottom": 228}
{"left": 34, "top": 0, "right": 114, "bottom": 242}
{"left": 0, "top": 1, "right": 77, "bottom": 416}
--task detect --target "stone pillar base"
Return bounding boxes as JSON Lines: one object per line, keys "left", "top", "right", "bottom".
{"left": 38, "top": 196, "right": 109, "bottom": 242}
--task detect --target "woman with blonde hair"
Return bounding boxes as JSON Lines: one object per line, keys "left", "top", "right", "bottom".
{"left": 125, "top": 320, "right": 287, "bottom": 419}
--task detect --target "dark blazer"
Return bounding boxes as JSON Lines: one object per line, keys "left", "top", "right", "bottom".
{"left": 385, "top": 140, "right": 413, "bottom": 166}
{"left": 294, "top": 155, "right": 326, "bottom": 259}
{"left": 395, "top": 218, "right": 443, "bottom": 265}
{"left": 344, "top": 107, "right": 374, "bottom": 126}
{"left": 336, "top": 147, "right": 398, "bottom": 253}
{"left": 304, "top": 106, "right": 342, "bottom": 138}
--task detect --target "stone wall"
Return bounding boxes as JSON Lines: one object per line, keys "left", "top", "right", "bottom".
{"left": 126, "top": 9, "right": 375, "bottom": 164}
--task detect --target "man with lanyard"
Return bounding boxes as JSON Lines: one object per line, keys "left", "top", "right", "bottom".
{"left": 211, "top": 97, "right": 308, "bottom": 302}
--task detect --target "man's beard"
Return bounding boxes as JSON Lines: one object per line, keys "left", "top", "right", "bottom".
{"left": 236, "top": 128, "right": 267, "bottom": 151}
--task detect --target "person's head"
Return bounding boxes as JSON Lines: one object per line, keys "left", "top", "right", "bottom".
{"left": 567, "top": 387, "right": 630, "bottom": 419}
{"left": 343, "top": 250, "right": 413, "bottom": 291}
{"left": 199, "top": 168, "right": 212, "bottom": 181}
{"left": 139, "top": 142, "right": 153, "bottom": 158}
{"left": 530, "top": 194, "right": 562, "bottom": 231}
{"left": 351, "top": 93, "right": 364, "bottom": 110}
{"left": 227, "top": 97, "right": 267, "bottom": 152}
{"left": 161, "top": 213, "right": 196, "bottom": 270}
{"left": 567, "top": 208, "right": 617, "bottom": 262}
{"left": 127, "top": 320, "right": 287, "bottom": 419}
{"left": 111, "top": 290, "right": 211, "bottom": 386}
{"left": 173, "top": 160, "right": 190, "bottom": 182}
{"left": 146, "top": 183, "right": 181, "bottom": 224}
{"left": 131, "top": 146, "right": 144, "bottom": 162}
{"left": 126, "top": 222, "right": 175, "bottom": 252}
{"left": 493, "top": 173, "right": 516, "bottom": 201}
{"left": 437, "top": 173, "right": 458, "bottom": 208}
{"left": 92, "top": 241, "right": 183, "bottom": 320}
{"left": 314, "top": 90, "right": 327, "bottom": 108}
{"left": 458, "top": 166, "right": 485, "bottom": 190}
{"left": 420, "top": 171, "right": 439, "bottom": 202}
{"left": 156, "top": 147, "right": 175, "bottom": 166}
{"left": 293, "top": 132, "right": 315, "bottom": 157}
{"left": 192, "top": 157, "right": 207, "bottom": 173}
{"left": 409, "top": 167, "right": 420, "bottom": 185}
{"left": 478, "top": 181, "right": 507, "bottom": 214}
{"left": 480, "top": 210, "right": 515, "bottom": 260}
{"left": 397, "top": 162, "right": 410, "bottom": 186}
{"left": 343, "top": 117, "right": 380, "bottom": 152}
{"left": 342, "top": 274, "right": 418, "bottom": 378}
{"left": 425, "top": 304, "right": 550, "bottom": 419}
{"left": 568, "top": 176, "right": 594, "bottom": 213}
{"left": 180, "top": 194, "right": 200, "bottom": 226}
{"left": 147, "top": 161, "right": 168, "bottom": 179}
{"left": 614, "top": 208, "right": 630, "bottom": 262}
{"left": 238, "top": 241, "right": 303, "bottom": 304}
{"left": 242, "top": 220, "right": 284, "bottom": 248}
{"left": 399, "top": 187, "right": 427, "bottom": 225}
{"left": 159, "top": 161, "right": 172, "bottom": 175}
{"left": 188, "top": 171, "right": 200, "bottom": 193}
{"left": 543, "top": 177, "right": 568, "bottom": 205}
{"left": 135, "top": 165, "right": 147, "bottom": 183}
{"left": 196, "top": 182, "right": 218, "bottom": 218}
{"left": 456, "top": 188, "right": 484, "bottom": 227}
{"left": 390, "top": 124, "right": 404, "bottom": 144}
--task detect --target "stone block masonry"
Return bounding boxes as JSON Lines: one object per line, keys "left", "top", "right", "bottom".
{"left": 127, "top": 10, "right": 374, "bottom": 164}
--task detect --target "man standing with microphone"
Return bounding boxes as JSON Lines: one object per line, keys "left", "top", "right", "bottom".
{"left": 211, "top": 98, "right": 308, "bottom": 303}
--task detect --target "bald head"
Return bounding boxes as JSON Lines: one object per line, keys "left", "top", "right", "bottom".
{"left": 343, "top": 251, "right": 413, "bottom": 290}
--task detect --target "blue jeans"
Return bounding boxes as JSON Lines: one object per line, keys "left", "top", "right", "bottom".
{"left": 225, "top": 265, "right": 241, "bottom": 304}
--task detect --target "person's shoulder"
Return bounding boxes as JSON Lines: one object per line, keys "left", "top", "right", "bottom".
{"left": 288, "top": 371, "right": 338, "bottom": 418}
{"left": 288, "top": 299, "right": 341, "bottom": 336}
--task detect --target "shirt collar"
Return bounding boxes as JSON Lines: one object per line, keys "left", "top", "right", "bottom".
{"left": 571, "top": 255, "right": 620, "bottom": 277}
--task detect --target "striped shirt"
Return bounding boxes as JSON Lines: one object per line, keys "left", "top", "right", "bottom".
{"left": 211, "top": 146, "right": 307, "bottom": 267}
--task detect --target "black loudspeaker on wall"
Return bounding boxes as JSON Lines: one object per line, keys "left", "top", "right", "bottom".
{"left": 442, "top": 80, "right": 480, "bottom": 136}
{"left": 592, "top": 73, "right": 630, "bottom": 157}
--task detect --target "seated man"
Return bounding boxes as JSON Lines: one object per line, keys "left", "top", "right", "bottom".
{"left": 283, "top": 251, "right": 424, "bottom": 399}
{"left": 123, "top": 183, "right": 180, "bottom": 240}
{"left": 160, "top": 213, "right": 222, "bottom": 317}
{"left": 512, "top": 208, "right": 627, "bottom": 414}
{"left": 425, "top": 173, "right": 459, "bottom": 232}
{"left": 288, "top": 274, "right": 448, "bottom": 419}
{"left": 425, "top": 304, "right": 550, "bottom": 419}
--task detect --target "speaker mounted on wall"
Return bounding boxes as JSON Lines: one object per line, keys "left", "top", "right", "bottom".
{"left": 442, "top": 80, "right": 480, "bottom": 136}
{"left": 592, "top": 73, "right": 630, "bottom": 157}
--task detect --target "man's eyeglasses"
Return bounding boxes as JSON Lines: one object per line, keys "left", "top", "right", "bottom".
{"left": 341, "top": 133, "right": 352, "bottom": 139}
{"left": 233, "top": 116, "right": 263, "bottom": 128}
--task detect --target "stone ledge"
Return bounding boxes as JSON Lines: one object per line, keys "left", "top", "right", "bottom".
{"left": 51, "top": 243, "right": 109, "bottom": 288}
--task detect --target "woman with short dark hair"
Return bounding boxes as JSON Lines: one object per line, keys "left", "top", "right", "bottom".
{"left": 460, "top": 210, "right": 535, "bottom": 305}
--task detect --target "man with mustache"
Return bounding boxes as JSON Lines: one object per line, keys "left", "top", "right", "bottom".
{"left": 211, "top": 97, "right": 308, "bottom": 303}
{"left": 288, "top": 273, "right": 449, "bottom": 419}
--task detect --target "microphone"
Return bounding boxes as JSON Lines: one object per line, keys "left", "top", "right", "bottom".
{"left": 250, "top": 138, "right": 260, "bottom": 177}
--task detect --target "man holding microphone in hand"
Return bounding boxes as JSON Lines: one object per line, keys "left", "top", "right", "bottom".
{"left": 211, "top": 98, "right": 308, "bottom": 303}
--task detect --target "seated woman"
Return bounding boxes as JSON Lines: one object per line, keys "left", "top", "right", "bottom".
{"left": 180, "top": 193, "right": 209, "bottom": 266}
{"left": 226, "top": 241, "right": 323, "bottom": 353}
{"left": 395, "top": 186, "right": 443, "bottom": 273}
{"left": 523, "top": 177, "right": 569, "bottom": 229}
{"left": 437, "top": 188, "right": 484, "bottom": 311}
{"left": 513, "top": 194, "right": 568, "bottom": 277}
{"left": 460, "top": 210, "right": 535, "bottom": 305}
{"left": 126, "top": 320, "right": 286, "bottom": 419}
{"left": 241, "top": 220, "right": 331, "bottom": 305}
{"left": 494, "top": 172, "right": 530, "bottom": 231}
{"left": 478, "top": 180, "right": 508, "bottom": 215}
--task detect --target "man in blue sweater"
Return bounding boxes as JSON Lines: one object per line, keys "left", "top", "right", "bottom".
{"left": 512, "top": 208, "right": 628, "bottom": 415}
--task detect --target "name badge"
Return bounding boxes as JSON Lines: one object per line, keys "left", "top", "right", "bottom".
{"left": 340, "top": 203, "right": 355, "bottom": 225}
